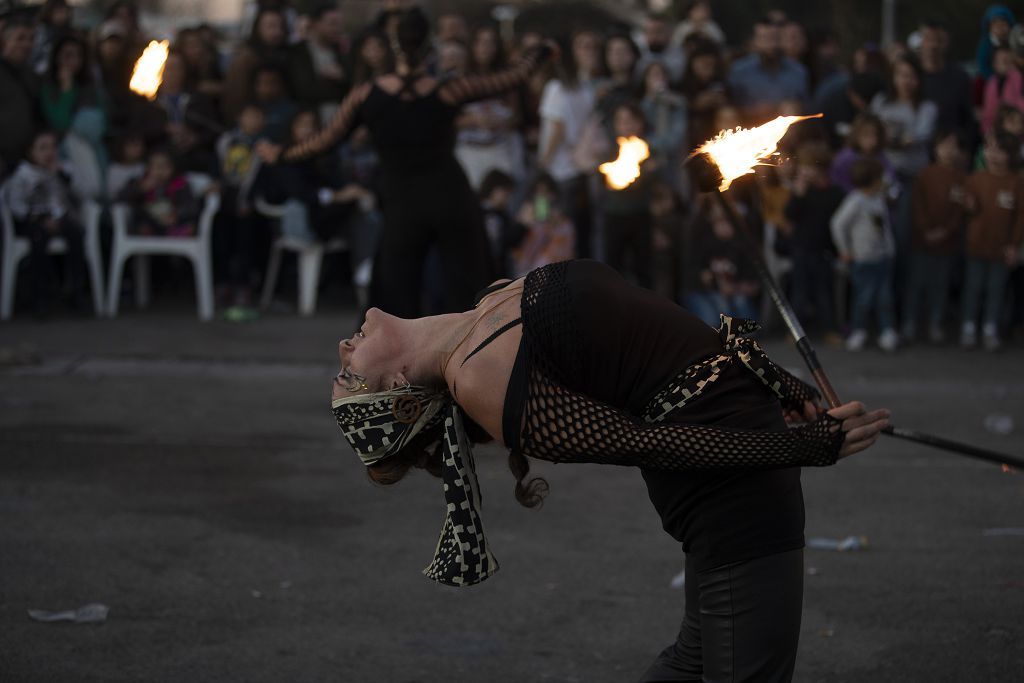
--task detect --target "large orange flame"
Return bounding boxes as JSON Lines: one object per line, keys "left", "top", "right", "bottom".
{"left": 694, "top": 114, "right": 823, "bottom": 191}
{"left": 599, "top": 136, "right": 650, "bottom": 190}
{"left": 129, "top": 40, "right": 170, "bottom": 100}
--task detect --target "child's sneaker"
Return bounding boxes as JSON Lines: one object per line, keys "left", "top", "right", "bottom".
{"left": 845, "top": 329, "right": 868, "bottom": 351}
{"left": 982, "top": 323, "right": 1001, "bottom": 352}
{"left": 960, "top": 322, "right": 977, "bottom": 349}
{"left": 878, "top": 328, "right": 899, "bottom": 352}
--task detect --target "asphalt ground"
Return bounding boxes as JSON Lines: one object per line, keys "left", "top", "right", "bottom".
{"left": 1, "top": 304, "right": 1022, "bottom": 682}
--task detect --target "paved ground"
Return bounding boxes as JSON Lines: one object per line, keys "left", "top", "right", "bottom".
{"left": 1, "top": 301, "right": 1023, "bottom": 682}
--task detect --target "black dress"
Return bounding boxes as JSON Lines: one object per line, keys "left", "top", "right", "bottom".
{"left": 283, "top": 48, "right": 551, "bottom": 317}
{"left": 495, "top": 259, "right": 838, "bottom": 681}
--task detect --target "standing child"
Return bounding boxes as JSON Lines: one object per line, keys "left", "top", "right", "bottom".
{"left": 118, "top": 148, "right": 199, "bottom": 237}
{"left": 784, "top": 142, "right": 846, "bottom": 338}
{"left": 904, "top": 130, "right": 967, "bottom": 343}
{"left": 478, "top": 169, "right": 524, "bottom": 279}
{"left": 510, "top": 173, "right": 575, "bottom": 277}
{"left": 5, "top": 129, "right": 86, "bottom": 314}
{"left": 830, "top": 157, "right": 899, "bottom": 351}
{"left": 961, "top": 133, "right": 1024, "bottom": 350}
{"left": 216, "top": 102, "right": 266, "bottom": 307}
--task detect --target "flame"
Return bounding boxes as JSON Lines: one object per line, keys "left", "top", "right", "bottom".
{"left": 129, "top": 40, "right": 170, "bottom": 100}
{"left": 1002, "top": 464, "right": 1015, "bottom": 474}
{"left": 694, "top": 114, "right": 823, "bottom": 191}
{"left": 599, "top": 136, "right": 650, "bottom": 190}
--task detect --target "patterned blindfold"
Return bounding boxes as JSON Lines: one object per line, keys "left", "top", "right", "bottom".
{"left": 331, "top": 386, "right": 499, "bottom": 587}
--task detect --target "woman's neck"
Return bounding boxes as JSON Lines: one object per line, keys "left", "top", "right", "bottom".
{"left": 403, "top": 310, "right": 477, "bottom": 388}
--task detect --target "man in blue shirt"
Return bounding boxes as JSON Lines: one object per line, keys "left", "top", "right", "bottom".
{"left": 728, "top": 17, "right": 809, "bottom": 120}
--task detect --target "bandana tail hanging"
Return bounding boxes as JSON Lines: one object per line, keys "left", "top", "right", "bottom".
{"left": 422, "top": 406, "right": 499, "bottom": 587}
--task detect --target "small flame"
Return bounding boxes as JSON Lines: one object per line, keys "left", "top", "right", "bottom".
{"left": 1002, "top": 464, "right": 1015, "bottom": 474}
{"left": 599, "top": 136, "right": 650, "bottom": 190}
{"left": 129, "top": 40, "right": 170, "bottom": 100}
{"left": 694, "top": 114, "right": 823, "bottom": 191}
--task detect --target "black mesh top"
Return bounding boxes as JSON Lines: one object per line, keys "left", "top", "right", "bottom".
{"left": 501, "top": 259, "right": 841, "bottom": 571}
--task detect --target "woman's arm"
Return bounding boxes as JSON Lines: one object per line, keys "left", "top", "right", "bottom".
{"left": 519, "top": 380, "right": 887, "bottom": 471}
{"left": 278, "top": 82, "right": 373, "bottom": 163}
{"left": 438, "top": 44, "right": 554, "bottom": 107}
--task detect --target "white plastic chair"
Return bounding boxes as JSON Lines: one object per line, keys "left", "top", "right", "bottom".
{"left": 0, "top": 182, "right": 104, "bottom": 320}
{"left": 256, "top": 198, "right": 348, "bottom": 316}
{"left": 106, "top": 174, "right": 220, "bottom": 320}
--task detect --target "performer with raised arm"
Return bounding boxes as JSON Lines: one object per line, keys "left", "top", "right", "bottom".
{"left": 330, "top": 258, "right": 890, "bottom": 682}
{"left": 258, "top": 7, "right": 557, "bottom": 317}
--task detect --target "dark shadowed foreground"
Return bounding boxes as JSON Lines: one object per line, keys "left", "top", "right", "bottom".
{"left": 1, "top": 311, "right": 1022, "bottom": 682}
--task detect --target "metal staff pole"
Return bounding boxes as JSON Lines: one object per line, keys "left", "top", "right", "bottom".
{"left": 687, "top": 152, "right": 1024, "bottom": 470}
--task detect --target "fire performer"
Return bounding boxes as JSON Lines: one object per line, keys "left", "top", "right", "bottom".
{"left": 330, "top": 259, "right": 890, "bottom": 681}
{"left": 256, "top": 8, "right": 557, "bottom": 318}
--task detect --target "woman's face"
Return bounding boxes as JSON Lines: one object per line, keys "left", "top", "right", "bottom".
{"left": 257, "top": 12, "right": 286, "bottom": 47}
{"left": 691, "top": 53, "right": 716, "bottom": 82}
{"left": 57, "top": 41, "right": 83, "bottom": 76}
{"left": 98, "top": 35, "right": 124, "bottom": 62}
{"left": 606, "top": 37, "right": 636, "bottom": 77}
{"left": 161, "top": 54, "right": 187, "bottom": 91}
{"left": 50, "top": 4, "right": 71, "bottom": 27}
{"left": 180, "top": 33, "right": 205, "bottom": 66}
{"left": 334, "top": 307, "right": 405, "bottom": 399}
{"left": 572, "top": 32, "right": 601, "bottom": 75}
{"left": 689, "top": 1, "right": 710, "bottom": 23}
{"left": 472, "top": 28, "right": 498, "bottom": 69}
{"left": 360, "top": 35, "right": 387, "bottom": 70}
{"left": 893, "top": 61, "right": 919, "bottom": 99}
{"left": 613, "top": 108, "right": 643, "bottom": 137}
{"left": 112, "top": 5, "right": 136, "bottom": 31}
{"left": 644, "top": 63, "right": 668, "bottom": 94}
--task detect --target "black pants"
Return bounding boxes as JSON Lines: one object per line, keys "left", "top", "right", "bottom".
{"left": 604, "top": 209, "right": 653, "bottom": 289}
{"left": 560, "top": 174, "right": 593, "bottom": 260}
{"left": 790, "top": 249, "right": 835, "bottom": 331}
{"left": 369, "top": 167, "right": 494, "bottom": 317}
{"left": 15, "top": 215, "right": 86, "bottom": 311}
{"left": 639, "top": 549, "right": 804, "bottom": 683}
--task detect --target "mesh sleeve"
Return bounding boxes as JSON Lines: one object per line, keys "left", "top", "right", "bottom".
{"left": 519, "top": 374, "right": 844, "bottom": 472}
{"left": 438, "top": 45, "right": 552, "bottom": 107}
{"left": 754, "top": 353, "right": 823, "bottom": 413}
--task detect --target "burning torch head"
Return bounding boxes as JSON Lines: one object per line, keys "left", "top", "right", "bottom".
{"left": 686, "top": 114, "right": 824, "bottom": 193}
{"left": 686, "top": 152, "right": 724, "bottom": 194}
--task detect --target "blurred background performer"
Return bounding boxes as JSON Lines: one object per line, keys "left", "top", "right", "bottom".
{"left": 259, "top": 7, "right": 555, "bottom": 319}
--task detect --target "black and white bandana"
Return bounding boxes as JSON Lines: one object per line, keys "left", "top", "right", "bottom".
{"left": 332, "top": 387, "right": 498, "bottom": 587}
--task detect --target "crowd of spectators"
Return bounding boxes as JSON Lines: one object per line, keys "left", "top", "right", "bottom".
{"left": 1, "top": 0, "right": 1022, "bottom": 352}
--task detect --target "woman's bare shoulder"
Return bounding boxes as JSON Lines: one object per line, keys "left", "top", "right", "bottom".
{"left": 374, "top": 74, "right": 440, "bottom": 97}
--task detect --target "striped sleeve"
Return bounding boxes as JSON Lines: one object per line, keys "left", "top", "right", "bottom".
{"left": 438, "top": 45, "right": 551, "bottom": 107}
{"left": 282, "top": 82, "right": 373, "bottom": 162}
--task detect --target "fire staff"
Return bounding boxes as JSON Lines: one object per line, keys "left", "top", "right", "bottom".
{"left": 258, "top": 8, "right": 556, "bottom": 318}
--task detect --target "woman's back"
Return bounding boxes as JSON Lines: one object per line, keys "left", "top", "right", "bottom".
{"left": 362, "top": 75, "right": 460, "bottom": 173}
{"left": 455, "top": 260, "right": 802, "bottom": 572}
